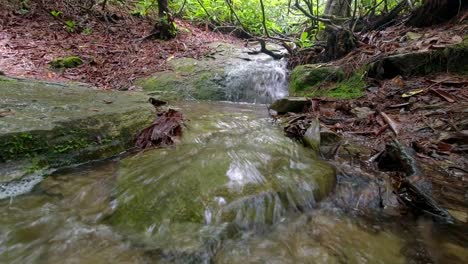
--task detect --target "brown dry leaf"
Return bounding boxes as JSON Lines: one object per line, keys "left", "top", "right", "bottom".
{"left": 391, "top": 75, "right": 405, "bottom": 88}
{"left": 136, "top": 109, "right": 185, "bottom": 149}
{"left": 0, "top": 109, "right": 15, "bottom": 117}
{"left": 436, "top": 142, "right": 454, "bottom": 152}
{"left": 430, "top": 88, "right": 456, "bottom": 103}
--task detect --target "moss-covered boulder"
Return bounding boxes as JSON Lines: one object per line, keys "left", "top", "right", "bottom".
{"left": 137, "top": 43, "right": 288, "bottom": 102}
{"left": 289, "top": 64, "right": 345, "bottom": 94}
{"left": 138, "top": 57, "right": 226, "bottom": 101}
{"left": 289, "top": 64, "right": 365, "bottom": 99}
{"left": 49, "top": 56, "right": 83, "bottom": 69}
{"left": 0, "top": 76, "right": 153, "bottom": 183}
{"left": 108, "top": 102, "right": 336, "bottom": 259}
{"left": 368, "top": 37, "right": 468, "bottom": 78}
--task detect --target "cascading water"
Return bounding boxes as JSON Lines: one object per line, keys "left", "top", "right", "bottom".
{"left": 0, "top": 53, "right": 463, "bottom": 264}
{"left": 224, "top": 57, "right": 288, "bottom": 103}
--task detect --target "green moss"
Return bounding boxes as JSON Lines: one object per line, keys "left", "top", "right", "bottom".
{"left": 291, "top": 71, "right": 365, "bottom": 100}
{"left": 290, "top": 64, "right": 345, "bottom": 94}
{"left": 326, "top": 72, "right": 366, "bottom": 99}
{"left": 49, "top": 56, "right": 83, "bottom": 69}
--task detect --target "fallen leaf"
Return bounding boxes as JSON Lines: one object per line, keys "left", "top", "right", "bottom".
{"left": 430, "top": 88, "right": 456, "bottom": 103}
{"left": 437, "top": 142, "right": 454, "bottom": 152}
{"left": 402, "top": 89, "right": 424, "bottom": 98}
{"left": 391, "top": 75, "right": 405, "bottom": 88}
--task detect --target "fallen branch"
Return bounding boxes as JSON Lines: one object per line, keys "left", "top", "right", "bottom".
{"left": 380, "top": 111, "right": 400, "bottom": 135}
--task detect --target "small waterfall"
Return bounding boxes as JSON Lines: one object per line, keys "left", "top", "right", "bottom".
{"left": 224, "top": 58, "right": 288, "bottom": 104}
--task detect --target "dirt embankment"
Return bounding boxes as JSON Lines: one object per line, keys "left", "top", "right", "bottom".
{"left": 0, "top": 3, "right": 241, "bottom": 90}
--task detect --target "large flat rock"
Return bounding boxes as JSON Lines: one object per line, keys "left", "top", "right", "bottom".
{"left": 0, "top": 76, "right": 154, "bottom": 182}
{"left": 137, "top": 42, "right": 288, "bottom": 103}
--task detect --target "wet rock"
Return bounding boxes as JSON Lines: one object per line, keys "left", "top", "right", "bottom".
{"left": 320, "top": 127, "right": 342, "bottom": 145}
{"left": 215, "top": 213, "right": 406, "bottom": 264}
{"left": 0, "top": 76, "right": 153, "bottom": 183}
{"left": 303, "top": 119, "right": 320, "bottom": 151}
{"left": 109, "top": 102, "right": 336, "bottom": 258}
{"left": 270, "top": 97, "right": 310, "bottom": 114}
{"left": 137, "top": 43, "right": 288, "bottom": 103}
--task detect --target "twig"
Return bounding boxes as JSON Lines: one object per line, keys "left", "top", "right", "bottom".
{"left": 259, "top": 0, "right": 269, "bottom": 37}
{"left": 380, "top": 112, "right": 400, "bottom": 135}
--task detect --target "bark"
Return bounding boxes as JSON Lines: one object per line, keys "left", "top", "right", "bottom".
{"left": 324, "top": 0, "right": 352, "bottom": 17}
{"left": 408, "top": 0, "right": 468, "bottom": 27}
{"left": 148, "top": 0, "right": 177, "bottom": 40}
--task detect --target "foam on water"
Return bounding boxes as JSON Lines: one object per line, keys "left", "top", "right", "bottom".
{"left": 0, "top": 174, "right": 43, "bottom": 200}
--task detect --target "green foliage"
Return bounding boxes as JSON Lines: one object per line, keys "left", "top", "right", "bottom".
{"left": 298, "top": 32, "right": 312, "bottom": 48}
{"left": 82, "top": 27, "right": 93, "bottom": 35}
{"left": 50, "top": 10, "right": 62, "bottom": 17}
{"left": 64, "top": 20, "right": 77, "bottom": 33}
{"left": 131, "top": 0, "right": 156, "bottom": 16}
{"left": 49, "top": 56, "right": 83, "bottom": 69}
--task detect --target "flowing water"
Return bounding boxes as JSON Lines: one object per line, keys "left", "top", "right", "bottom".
{"left": 1, "top": 59, "right": 467, "bottom": 264}
{"left": 224, "top": 58, "right": 288, "bottom": 103}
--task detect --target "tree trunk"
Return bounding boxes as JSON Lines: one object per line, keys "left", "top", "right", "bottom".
{"left": 323, "top": 25, "right": 357, "bottom": 61}
{"left": 321, "top": 0, "right": 356, "bottom": 61}
{"left": 324, "top": 0, "right": 352, "bottom": 17}
{"left": 408, "top": 0, "right": 468, "bottom": 27}
{"left": 149, "top": 0, "right": 177, "bottom": 40}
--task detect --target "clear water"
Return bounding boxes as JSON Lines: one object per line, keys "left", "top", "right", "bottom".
{"left": 0, "top": 102, "right": 466, "bottom": 263}
{"left": 224, "top": 58, "right": 288, "bottom": 103}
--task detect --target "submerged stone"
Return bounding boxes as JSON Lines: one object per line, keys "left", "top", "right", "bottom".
{"left": 0, "top": 76, "right": 153, "bottom": 185}
{"left": 215, "top": 212, "right": 406, "bottom": 264}
{"left": 108, "top": 102, "right": 336, "bottom": 260}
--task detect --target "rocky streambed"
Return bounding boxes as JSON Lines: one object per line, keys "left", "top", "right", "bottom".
{"left": 0, "top": 39, "right": 467, "bottom": 263}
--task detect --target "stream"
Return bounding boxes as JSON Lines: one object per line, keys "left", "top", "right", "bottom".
{"left": 0, "top": 58, "right": 467, "bottom": 264}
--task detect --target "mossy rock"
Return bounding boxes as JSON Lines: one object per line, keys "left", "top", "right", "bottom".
{"left": 49, "top": 56, "right": 83, "bottom": 69}
{"left": 289, "top": 67, "right": 365, "bottom": 99}
{"left": 108, "top": 102, "right": 336, "bottom": 257}
{"left": 368, "top": 37, "right": 468, "bottom": 78}
{"left": 269, "top": 97, "right": 310, "bottom": 113}
{"left": 289, "top": 64, "right": 345, "bottom": 94}
{"left": 137, "top": 42, "right": 288, "bottom": 103}
{"left": 0, "top": 76, "right": 153, "bottom": 183}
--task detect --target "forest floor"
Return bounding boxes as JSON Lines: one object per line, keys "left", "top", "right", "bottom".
{"left": 284, "top": 17, "right": 468, "bottom": 222}
{"left": 0, "top": 3, "right": 240, "bottom": 90}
